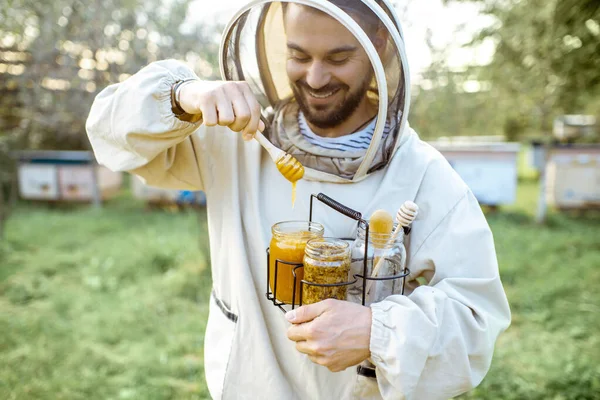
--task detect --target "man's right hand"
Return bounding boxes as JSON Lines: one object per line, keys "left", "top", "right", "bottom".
{"left": 179, "top": 80, "right": 265, "bottom": 141}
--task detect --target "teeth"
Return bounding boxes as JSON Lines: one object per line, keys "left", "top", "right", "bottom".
{"left": 308, "top": 89, "right": 338, "bottom": 99}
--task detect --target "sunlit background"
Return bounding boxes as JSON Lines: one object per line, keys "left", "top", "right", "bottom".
{"left": 188, "top": 0, "right": 497, "bottom": 81}
{"left": 1, "top": 1, "right": 599, "bottom": 399}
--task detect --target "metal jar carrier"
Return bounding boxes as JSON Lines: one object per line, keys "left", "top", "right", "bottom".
{"left": 266, "top": 193, "right": 411, "bottom": 312}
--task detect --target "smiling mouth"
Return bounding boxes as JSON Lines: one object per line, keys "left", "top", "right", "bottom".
{"left": 306, "top": 88, "right": 341, "bottom": 99}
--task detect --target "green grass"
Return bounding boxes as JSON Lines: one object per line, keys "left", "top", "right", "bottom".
{"left": 0, "top": 195, "right": 212, "bottom": 399}
{"left": 1, "top": 180, "right": 600, "bottom": 399}
{"left": 459, "top": 181, "right": 600, "bottom": 400}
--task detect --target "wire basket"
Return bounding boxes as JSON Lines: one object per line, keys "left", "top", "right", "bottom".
{"left": 266, "top": 193, "right": 410, "bottom": 313}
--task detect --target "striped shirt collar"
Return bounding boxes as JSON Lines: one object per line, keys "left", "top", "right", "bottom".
{"left": 298, "top": 112, "right": 389, "bottom": 152}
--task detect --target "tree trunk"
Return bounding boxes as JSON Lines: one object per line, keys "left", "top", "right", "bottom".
{"left": 0, "top": 170, "right": 17, "bottom": 240}
{"left": 0, "top": 182, "right": 6, "bottom": 240}
{"left": 535, "top": 105, "right": 553, "bottom": 224}
{"left": 535, "top": 144, "right": 551, "bottom": 224}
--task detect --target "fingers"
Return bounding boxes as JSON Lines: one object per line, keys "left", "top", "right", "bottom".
{"left": 285, "top": 299, "right": 332, "bottom": 324}
{"left": 201, "top": 103, "right": 218, "bottom": 127}
{"left": 196, "top": 82, "right": 262, "bottom": 139}
{"left": 241, "top": 85, "right": 263, "bottom": 139}
{"left": 307, "top": 350, "right": 344, "bottom": 373}
{"left": 227, "top": 84, "right": 251, "bottom": 132}
{"left": 295, "top": 340, "right": 314, "bottom": 355}
{"left": 214, "top": 89, "right": 235, "bottom": 127}
{"left": 287, "top": 322, "right": 312, "bottom": 342}
{"left": 308, "top": 355, "right": 323, "bottom": 365}
{"left": 295, "top": 340, "right": 329, "bottom": 359}
{"left": 229, "top": 99, "right": 251, "bottom": 133}
{"left": 307, "top": 355, "right": 336, "bottom": 371}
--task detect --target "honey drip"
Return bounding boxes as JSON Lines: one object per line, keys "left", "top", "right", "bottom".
{"left": 276, "top": 154, "right": 304, "bottom": 208}
{"left": 292, "top": 181, "right": 297, "bottom": 208}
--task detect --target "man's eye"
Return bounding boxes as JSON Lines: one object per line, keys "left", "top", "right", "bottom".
{"left": 290, "top": 55, "right": 311, "bottom": 63}
{"left": 328, "top": 57, "right": 349, "bottom": 65}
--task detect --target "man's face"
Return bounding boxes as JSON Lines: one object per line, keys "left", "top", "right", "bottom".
{"left": 284, "top": 4, "right": 374, "bottom": 129}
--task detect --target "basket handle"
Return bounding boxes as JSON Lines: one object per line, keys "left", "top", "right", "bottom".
{"left": 316, "top": 193, "right": 362, "bottom": 221}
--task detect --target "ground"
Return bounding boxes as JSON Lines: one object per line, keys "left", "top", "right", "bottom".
{"left": 1, "top": 179, "right": 599, "bottom": 399}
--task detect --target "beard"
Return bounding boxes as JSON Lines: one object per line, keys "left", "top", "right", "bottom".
{"left": 291, "top": 73, "right": 373, "bottom": 130}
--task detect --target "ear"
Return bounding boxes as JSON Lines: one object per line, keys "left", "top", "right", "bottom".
{"left": 373, "top": 26, "right": 389, "bottom": 55}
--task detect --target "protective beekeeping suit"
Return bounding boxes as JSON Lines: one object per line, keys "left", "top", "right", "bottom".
{"left": 86, "top": 0, "right": 511, "bottom": 399}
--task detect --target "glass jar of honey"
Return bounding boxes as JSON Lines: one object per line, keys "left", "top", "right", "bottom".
{"left": 302, "top": 238, "right": 351, "bottom": 305}
{"left": 269, "top": 221, "right": 324, "bottom": 304}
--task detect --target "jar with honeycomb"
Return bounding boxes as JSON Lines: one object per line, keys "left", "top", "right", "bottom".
{"left": 302, "top": 238, "right": 351, "bottom": 305}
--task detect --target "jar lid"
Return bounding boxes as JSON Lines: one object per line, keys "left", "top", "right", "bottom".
{"left": 271, "top": 221, "right": 324, "bottom": 238}
{"left": 305, "top": 237, "right": 350, "bottom": 259}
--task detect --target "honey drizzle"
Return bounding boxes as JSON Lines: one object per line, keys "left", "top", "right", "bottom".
{"left": 276, "top": 154, "right": 304, "bottom": 208}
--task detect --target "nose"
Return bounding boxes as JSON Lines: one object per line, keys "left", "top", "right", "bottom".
{"left": 305, "top": 61, "right": 331, "bottom": 89}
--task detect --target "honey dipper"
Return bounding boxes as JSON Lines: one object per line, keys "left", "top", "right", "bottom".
{"left": 253, "top": 131, "right": 304, "bottom": 183}
{"left": 366, "top": 201, "right": 419, "bottom": 296}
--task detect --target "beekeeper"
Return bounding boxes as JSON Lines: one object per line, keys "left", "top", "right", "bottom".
{"left": 86, "top": 0, "right": 511, "bottom": 398}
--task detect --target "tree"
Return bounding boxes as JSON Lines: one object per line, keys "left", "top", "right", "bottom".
{"left": 0, "top": 0, "right": 221, "bottom": 151}
{"left": 410, "top": 28, "right": 504, "bottom": 139}
{"left": 444, "top": 0, "right": 600, "bottom": 138}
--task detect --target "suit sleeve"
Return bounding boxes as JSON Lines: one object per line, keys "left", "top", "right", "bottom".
{"left": 85, "top": 59, "right": 208, "bottom": 191}
{"left": 369, "top": 191, "right": 511, "bottom": 400}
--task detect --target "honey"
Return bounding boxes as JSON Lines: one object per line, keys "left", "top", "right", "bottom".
{"left": 276, "top": 154, "right": 304, "bottom": 182}
{"left": 369, "top": 209, "right": 394, "bottom": 242}
{"left": 302, "top": 238, "right": 351, "bottom": 305}
{"left": 269, "top": 222, "right": 324, "bottom": 304}
{"left": 292, "top": 181, "right": 297, "bottom": 208}
{"left": 276, "top": 154, "right": 304, "bottom": 208}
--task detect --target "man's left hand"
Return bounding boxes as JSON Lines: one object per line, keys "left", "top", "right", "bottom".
{"left": 286, "top": 299, "right": 372, "bottom": 372}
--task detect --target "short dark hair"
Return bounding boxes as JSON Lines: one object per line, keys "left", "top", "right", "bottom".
{"left": 282, "top": 0, "right": 382, "bottom": 38}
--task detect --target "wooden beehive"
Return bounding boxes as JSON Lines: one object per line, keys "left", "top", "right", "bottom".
{"left": 546, "top": 145, "right": 600, "bottom": 209}
{"left": 16, "top": 151, "right": 122, "bottom": 205}
{"left": 429, "top": 141, "right": 521, "bottom": 206}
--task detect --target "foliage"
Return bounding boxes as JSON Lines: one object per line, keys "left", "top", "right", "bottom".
{"left": 440, "top": 0, "right": 600, "bottom": 139}
{"left": 408, "top": 26, "right": 510, "bottom": 140}
{"left": 0, "top": 0, "right": 220, "bottom": 150}
{"left": 410, "top": 0, "right": 600, "bottom": 141}
{"left": 410, "top": 61, "right": 505, "bottom": 139}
